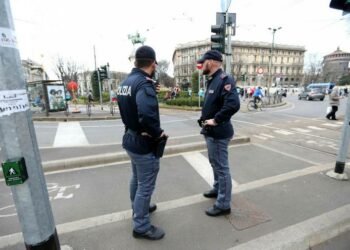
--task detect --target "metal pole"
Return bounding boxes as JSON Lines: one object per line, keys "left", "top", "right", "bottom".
{"left": 267, "top": 31, "right": 274, "bottom": 98}
{"left": 0, "top": 1, "right": 60, "bottom": 249}
{"left": 327, "top": 96, "right": 350, "bottom": 180}
{"left": 93, "top": 46, "right": 103, "bottom": 109}
{"left": 225, "top": 12, "right": 232, "bottom": 75}
{"left": 198, "top": 70, "right": 201, "bottom": 108}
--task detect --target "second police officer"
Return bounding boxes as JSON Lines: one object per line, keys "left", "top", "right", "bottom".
{"left": 197, "top": 50, "right": 240, "bottom": 216}
{"left": 117, "top": 45, "right": 166, "bottom": 240}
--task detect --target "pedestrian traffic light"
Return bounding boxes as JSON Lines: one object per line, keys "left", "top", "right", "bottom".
{"left": 99, "top": 65, "right": 109, "bottom": 80}
{"left": 329, "top": 0, "right": 350, "bottom": 11}
{"left": 211, "top": 24, "right": 225, "bottom": 53}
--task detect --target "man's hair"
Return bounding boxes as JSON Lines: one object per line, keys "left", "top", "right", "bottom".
{"left": 135, "top": 58, "right": 154, "bottom": 68}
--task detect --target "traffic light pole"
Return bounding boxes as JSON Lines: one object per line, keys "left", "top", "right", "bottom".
{"left": 93, "top": 46, "right": 103, "bottom": 109}
{"left": 327, "top": 95, "right": 350, "bottom": 180}
{"left": 0, "top": 1, "right": 60, "bottom": 249}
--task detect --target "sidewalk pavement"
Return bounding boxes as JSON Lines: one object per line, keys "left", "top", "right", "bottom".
{"left": 1, "top": 142, "right": 350, "bottom": 250}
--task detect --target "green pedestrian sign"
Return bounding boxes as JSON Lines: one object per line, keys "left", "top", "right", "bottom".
{"left": 2, "top": 157, "right": 28, "bottom": 186}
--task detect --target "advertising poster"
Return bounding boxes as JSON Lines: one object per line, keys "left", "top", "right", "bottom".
{"left": 46, "top": 85, "right": 66, "bottom": 111}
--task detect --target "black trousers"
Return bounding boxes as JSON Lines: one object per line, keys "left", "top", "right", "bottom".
{"left": 327, "top": 105, "right": 338, "bottom": 120}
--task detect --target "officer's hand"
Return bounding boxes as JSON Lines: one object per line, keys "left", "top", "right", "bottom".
{"left": 155, "top": 83, "right": 161, "bottom": 94}
{"left": 204, "top": 119, "right": 217, "bottom": 126}
{"left": 159, "top": 131, "right": 167, "bottom": 138}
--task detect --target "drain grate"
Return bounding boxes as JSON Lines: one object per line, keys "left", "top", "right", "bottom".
{"left": 227, "top": 195, "right": 272, "bottom": 231}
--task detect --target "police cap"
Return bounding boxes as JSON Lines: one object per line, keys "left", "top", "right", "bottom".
{"left": 135, "top": 45, "right": 157, "bottom": 64}
{"left": 197, "top": 50, "right": 223, "bottom": 63}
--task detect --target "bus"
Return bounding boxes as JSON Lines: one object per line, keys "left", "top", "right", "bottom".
{"left": 306, "top": 82, "right": 335, "bottom": 94}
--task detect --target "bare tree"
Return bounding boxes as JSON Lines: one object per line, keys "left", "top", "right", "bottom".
{"left": 53, "top": 56, "right": 81, "bottom": 85}
{"left": 157, "top": 60, "right": 174, "bottom": 87}
{"left": 303, "top": 53, "right": 323, "bottom": 86}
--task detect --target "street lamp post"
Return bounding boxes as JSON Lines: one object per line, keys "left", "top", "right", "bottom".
{"left": 267, "top": 27, "right": 282, "bottom": 99}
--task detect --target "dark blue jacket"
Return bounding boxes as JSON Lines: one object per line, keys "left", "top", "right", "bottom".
{"left": 117, "top": 68, "right": 163, "bottom": 154}
{"left": 200, "top": 68, "right": 240, "bottom": 139}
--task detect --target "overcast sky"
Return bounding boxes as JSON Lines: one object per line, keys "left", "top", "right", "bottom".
{"left": 9, "top": 0, "right": 350, "bottom": 78}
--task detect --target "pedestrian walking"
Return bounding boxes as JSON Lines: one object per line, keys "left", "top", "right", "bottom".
{"left": 116, "top": 45, "right": 167, "bottom": 240}
{"left": 196, "top": 50, "right": 240, "bottom": 216}
{"left": 326, "top": 86, "right": 343, "bottom": 120}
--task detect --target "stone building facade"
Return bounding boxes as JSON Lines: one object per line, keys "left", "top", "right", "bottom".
{"left": 172, "top": 39, "right": 305, "bottom": 87}
{"left": 322, "top": 47, "right": 350, "bottom": 83}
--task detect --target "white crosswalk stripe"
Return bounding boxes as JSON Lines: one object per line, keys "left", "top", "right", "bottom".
{"left": 307, "top": 126, "right": 325, "bottom": 131}
{"left": 322, "top": 123, "right": 341, "bottom": 127}
{"left": 291, "top": 128, "right": 311, "bottom": 133}
{"left": 182, "top": 152, "right": 239, "bottom": 188}
{"left": 53, "top": 122, "right": 89, "bottom": 147}
{"left": 260, "top": 133, "right": 275, "bottom": 138}
{"left": 253, "top": 135, "right": 268, "bottom": 140}
{"left": 274, "top": 130, "right": 294, "bottom": 135}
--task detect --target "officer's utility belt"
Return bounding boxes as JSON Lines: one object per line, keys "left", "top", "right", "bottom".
{"left": 126, "top": 129, "right": 151, "bottom": 137}
{"left": 126, "top": 129, "right": 167, "bottom": 158}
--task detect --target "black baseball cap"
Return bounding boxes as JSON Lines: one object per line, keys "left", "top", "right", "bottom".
{"left": 135, "top": 45, "right": 157, "bottom": 64}
{"left": 197, "top": 50, "right": 223, "bottom": 63}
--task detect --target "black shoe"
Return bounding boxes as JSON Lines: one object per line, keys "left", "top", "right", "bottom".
{"left": 205, "top": 205, "right": 231, "bottom": 217}
{"left": 203, "top": 190, "right": 218, "bottom": 198}
{"left": 332, "top": 118, "right": 338, "bottom": 120}
{"left": 326, "top": 116, "right": 330, "bottom": 120}
{"left": 149, "top": 203, "right": 157, "bottom": 213}
{"left": 133, "top": 225, "right": 165, "bottom": 240}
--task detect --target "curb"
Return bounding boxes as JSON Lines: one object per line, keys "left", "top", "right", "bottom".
{"left": 0, "top": 136, "right": 250, "bottom": 178}
{"left": 229, "top": 203, "right": 350, "bottom": 250}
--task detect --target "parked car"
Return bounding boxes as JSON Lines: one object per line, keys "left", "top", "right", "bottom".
{"left": 298, "top": 88, "right": 325, "bottom": 101}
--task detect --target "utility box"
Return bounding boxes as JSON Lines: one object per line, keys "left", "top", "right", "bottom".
{"left": 2, "top": 157, "right": 28, "bottom": 186}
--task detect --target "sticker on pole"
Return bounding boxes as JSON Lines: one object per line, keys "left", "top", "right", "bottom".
{"left": 0, "top": 27, "right": 18, "bottom": 49}
{"left": 0, "top": 90, "right": 29, "bottom": 117}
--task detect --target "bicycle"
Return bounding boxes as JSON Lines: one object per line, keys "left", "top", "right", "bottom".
{"left": 86, "top": 101, "right": 92, "bottom": 117}
{"left": 247, "top": 98, "right": 266, "bottom": 111}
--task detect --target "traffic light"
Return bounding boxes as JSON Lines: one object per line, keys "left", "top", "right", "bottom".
{"left": 329, "top": 0, "right": 350, "bottom": 11}
{"left": 99, "top": 65, "right": 109, "bottom": 80}
{"left": 211, "top": 24, "right": 225, "bottom": 53}
{"left": 92, "top": 70, "right": 98, "bottom": 83}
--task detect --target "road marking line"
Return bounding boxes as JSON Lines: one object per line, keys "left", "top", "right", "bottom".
{"left": 228, "top": 204, "right": 350, "bottom": 250}
{"left": 253, "top": 135, "right": 268, "bottom": 140}
{"left": 274, "top": 130, "right": 294, "bottom": 135}
{"left": 306, "top": 140, "right": 317, "bottom": 144}
{"left": 0, "top": 163, "right": 335, "bottom": 248}
{"left": 53, "top": 122, "right": 89, "bottom": 147}
{"left": 291, "top": 128, "right": 311, "bottom": 133}
{"left": 234, "top": 119, "right": 338, "bottom": 141}
{"left": 253, "top": 143, "right": 320, "bottom": 166}
{"left": 182, "top": 152, "right": 239, "bottom": 188}
{"left": 307, "top": 126, "right": 325, "bottom": 131}
{"left": 260, "top": 133, "right": 274, "bottom": 138}
{"left": 322, "top": 123, "right": 340, "bottom": 127}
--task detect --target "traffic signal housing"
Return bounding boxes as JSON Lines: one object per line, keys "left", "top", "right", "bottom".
{"left": 211, "top": 24, "right": 225, "bottom": 53}
{"left": 99, "top": 65, "right": 109, "bottom": 80}
{"left": 329, "top": 0, "right": 350, "bottom": 11}
{"left": 92, "top": 70, "right": 99, "bottom": 83}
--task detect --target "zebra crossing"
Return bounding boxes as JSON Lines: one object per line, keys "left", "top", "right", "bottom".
{"left": 252, "top": 121, "right": 343, "bottom": 141}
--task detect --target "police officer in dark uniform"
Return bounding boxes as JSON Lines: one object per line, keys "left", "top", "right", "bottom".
{"left": 117, "top": 45, "right": 166, "bottom": 240}
{"left": 197, "top": 50, "right": 240, "bottom": 216}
